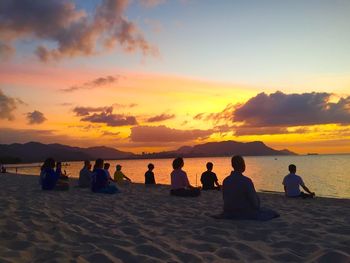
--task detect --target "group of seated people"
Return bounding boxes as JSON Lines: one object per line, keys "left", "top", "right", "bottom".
{"left": 39, "top": 155, "right": 315, "bottom": 220}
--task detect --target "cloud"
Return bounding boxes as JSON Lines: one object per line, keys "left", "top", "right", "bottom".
{"left": 0, "top": 89, "right": 20, "bottom": 120}
{"left": 82, "top": 112, "right": 137, "bottom": 127}
{"left": 0, "top": 41, "right": 15, "bottom": 59}
{"left": 234, "top": 126, "right": 288, "bottom": 136}
{"left": 147, "top": 113, "right": 175, "bottom": 122}
{"left": 139, "top": 0, "right": 166, "bottom": 8}
{"left": 194, "top": 104, "right": 236, "bottom": 124}
{"left": 234, "top": 91, "right": 350, "bottom": 127}
{"left": 26, "top": 110, "right": 47, "bottom": 124}
{"left": 130, "top": 125, "right": 213, "bottom": 142}
{"left": 100, "top": 130, "right": 121, "bottom": 137}
{"left": 61, "top": 75, "right": 118, "bottom": 92}
{"left": 73, "top": 106, "right": 113, "bottom": 116}
{"left": 0, "top": 0, "right": 158, "bottom": 61}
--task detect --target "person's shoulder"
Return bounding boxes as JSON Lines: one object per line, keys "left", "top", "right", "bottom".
{"left": 295, "top": 174, "right": 303, "bottom": 181}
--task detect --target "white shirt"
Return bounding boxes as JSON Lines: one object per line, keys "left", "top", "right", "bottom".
{"left": 282, "top": 173, "right": 305, "bottom": 197}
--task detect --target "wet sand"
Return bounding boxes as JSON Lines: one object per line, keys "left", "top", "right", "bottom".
{"left": 0, "top": 173, "right": 349, "bottom": 262}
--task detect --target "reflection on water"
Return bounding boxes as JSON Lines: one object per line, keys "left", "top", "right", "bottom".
{"left": 6, "top": 155, "right": 350, "bottom": 199}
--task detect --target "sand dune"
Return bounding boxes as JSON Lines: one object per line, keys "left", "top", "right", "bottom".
{"left": 0, "top": 173, "right": 349, "bottom": 262}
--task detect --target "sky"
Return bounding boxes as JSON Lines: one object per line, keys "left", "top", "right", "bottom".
{"left": 1, "top": 0, "right": 350, "bottom": 154}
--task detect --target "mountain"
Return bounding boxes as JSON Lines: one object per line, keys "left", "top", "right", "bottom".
{"left": 0, "top": 142, "right": 135, "bottom": 163}
{"left": 0, "top": 140, "right": 296, "bottom": 164}
{"left": 139, "top": 140, "right": 297, "bottom": 159}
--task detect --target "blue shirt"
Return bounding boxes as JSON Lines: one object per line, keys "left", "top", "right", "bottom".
{"left": 40, "top": 168, "right": 59, "bottom": 190}
{"left": 223, "top": 171, "right": 260, "bottom": 217}
{"left": 282, "top": 173, "right": 304, "bottom": 197}
{"left": 91, "top": 168, "right": 109, "bottom": 192}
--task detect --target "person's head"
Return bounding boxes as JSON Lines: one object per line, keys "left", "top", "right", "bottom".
{"left": 84, "top": 160, "right": 90, "bottom": 168}
{"left": 288, "top": 164, "right": 296, "bottom": 174}
{"left": 94, "top": 158, "right": 104, "bottom": 169}
{"left": 116, "top": 164, "right": 122, "bottom": 171}
{"left": 206, "top": 162, "right": 213, "bottom": 171}
{"left": 56, "top": 161, "right": 62, "bottom": 169}
{"left": 42, "top": 158, "right": 55, "bottom": 170}
{"left": 148, "top": 163, "right": 154, "bottom": 170}
{"left": 231, "top": 155, "right": 245, "bottom": 173}
{"left": 172, "top": 157, "right": 184, "bottom": 170}
{"left": 104, "top": 163, "right": 110, "bottom": 170}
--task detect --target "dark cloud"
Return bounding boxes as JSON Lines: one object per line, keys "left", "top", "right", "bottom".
{"left": 73, "top": 105, "right": 137, "bottom": 126}
{"left": 101, "top": 130, "right": 121, "bottom": 137}
{"left": 26, "top": 110, "right": 47, "bottom": 124}
{"left": 147, "top": 113, "right": 175, "bottom": 122}
{"left": 73, "top": 106, "right": 113, "bottom": 116}
{"left": 0, "top": 128, "right": 58, "bottom": 144}
{"left": 82, "top": 112, "right": 137, "bottom": 127}
{"left": 194, "top": 104, "right": 236, "bottom": 124}
{"left": 62, "top": 75, "right": 118, "bottom": 92}
{"left": 234, "top": 126, "right": 288, "bottom": 136}
{"left": 234, "top": 91, "right": 350, "bottom": 127}
{"left": 130, "top": 125, "right": 213, "bottom": 142}
{"left": 0, "top": 0, "right": 158, "bottom": 61}
{"left": 0, "top": 89, "right": 19, "bottom": 120}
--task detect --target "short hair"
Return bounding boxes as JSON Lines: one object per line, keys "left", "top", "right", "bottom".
{"left": 148, "top": 163, "right": 154, "bottom": 169}
{"left": 206, "top": 162, "right": 213, "bottom": 170}
{"left": 56, "top": 161, "right": 62, "bottom": 166}
{"left": 104, "top": 163, "right": 110, "bottom": 169}
{"left": 289, "top": 164, "right": 296, "bottom": 173}
{"left": 172, "top": 157, "right": 184, "bottom": 169}
{"left": 94, "top": 158, "right": 104, "bottom": 169}
{"left": 84, "top": 160, "right": 90, "bottom": 166}
{"left": 42, "top": 158, "right": 55, "bottom": 170}
{"left": 231, "top": 155, "right": 245, "bottom": 171}
{"left": 116, "top": 164, "right": 122, "bottom": 170}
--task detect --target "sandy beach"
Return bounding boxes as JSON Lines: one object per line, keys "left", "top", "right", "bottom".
{"left": 0, "top": 173, "right": 349, "bottom": 263}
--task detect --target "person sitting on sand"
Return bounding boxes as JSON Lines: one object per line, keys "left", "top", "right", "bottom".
{"left": 220, "top": 155, "right": 279, "bottom": 220}
{"left": 79, "top": 160, "right": 92, "bottom": 188}
{"left": 170, "top": 157, "right": 201, "bottom": 197}
{"left": 104, "top": 163, "right": 113, "bottom": 181}
{"left": 91, "top": 159, "right": 119, "bottom": 194}
{"left": 40, "top": 158, "right": 69, "bottom": 191}
{"left": 283, "top": 164, "right": 315, "bottom": 198}
{"left": 145, "top": 163, "right": 156, "bottom": 185}
{"left": 56, "top": 162, "right": 69, "bottom": 180}
{"left": 201, "top": 162, "right": 220, "bottom": 190}
{"left": 114, "top": 164, "right": 132, "bottom": 184}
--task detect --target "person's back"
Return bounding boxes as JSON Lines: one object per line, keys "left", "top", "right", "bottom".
{"left": 201, "top": 171, "right": 217, "bottom": 189}
{"left": 79, "top": 162, "right": 92, "bottom": 188}
{"left": 91, "top": 168, "right": 108, "bottom": 192}
{"left": 283, "top": 173, "right": 303, "bottom": 197}
{"left": 41, "top": 167, "right": 59, "bottom": 190}
{"left": 223, "top": 171, "right": 260, "bottom": 217}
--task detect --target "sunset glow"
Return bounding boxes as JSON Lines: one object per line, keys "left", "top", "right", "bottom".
{"left": 1, "top": 0, "right": 350, "bottom": 154}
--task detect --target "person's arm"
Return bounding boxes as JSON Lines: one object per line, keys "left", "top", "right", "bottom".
{"left": 301, "top": 184, "right": 315, "bottom": 196}
{"left": 122, "top": 172, "right": 132, "bottom": 182}
{"left": 246, "top": 179, "right": 260, "bottom": 209}
{"left": 299, "top": 177, "right": 315, "bottom": 196}
{"left": 283, "top": 185, "right": 287, "bottom": 196}
{"left": 214, "top": 173, "right": 220, "bottom": 187}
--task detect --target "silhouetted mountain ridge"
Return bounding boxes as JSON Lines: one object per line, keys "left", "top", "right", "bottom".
{"left": 0, "top": 140, "right": 296, "bottom": 163}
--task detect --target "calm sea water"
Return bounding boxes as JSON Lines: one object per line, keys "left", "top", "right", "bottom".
{"left": 5, "top": 155, "right": 350, "bottom": 199}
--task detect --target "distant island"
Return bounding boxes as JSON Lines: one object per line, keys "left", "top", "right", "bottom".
{"left": 0, "top": 141, "right": 297, "bottom": 164}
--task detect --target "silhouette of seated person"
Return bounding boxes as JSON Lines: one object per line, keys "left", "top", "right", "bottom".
{"left": 114, "top": 164, "right": 132, "bottom": 184}
{"left": 220, "top": 155, "right": 279, "bottom": 220}
{"left": 40, "top": 158, "right": 69, "bottom": 191}
{"left": 91, "top": 158, "right": 119, "bottom": 194}
{"left": 56, "top": 162, "right": 69, "bottom": 180}
{"left": 170, "top": 157, "right": 201, "bottom": 197}
{"left": 201, "top": 162, "right": 220, "bottom": 190}
{"left": 79, "top": 160, "right": 92, "bottom": 188}
{"left": 145, "top": 163, "right": 156, "bottom": 185}
{"left": 283, "top": 164, "right": 315, "bottom": 198}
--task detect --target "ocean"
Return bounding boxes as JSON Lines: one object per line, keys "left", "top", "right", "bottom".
{"left": 5, "top": 155, "right": 350, "bottom": 199}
